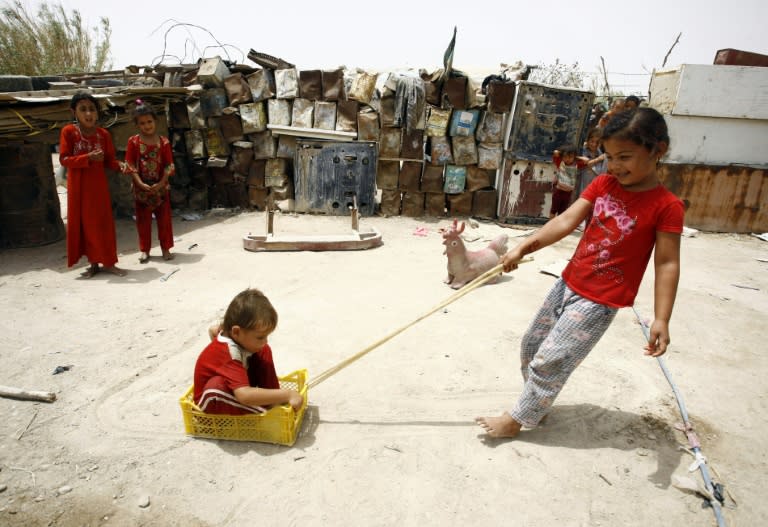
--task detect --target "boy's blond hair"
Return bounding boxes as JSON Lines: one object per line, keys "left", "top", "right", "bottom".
{"left": 222, "top": 288, "right": 278, "bottom": 334}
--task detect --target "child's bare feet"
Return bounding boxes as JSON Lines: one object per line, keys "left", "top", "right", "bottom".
{"left": 139, "top": 252, "right": 150, "bottom": 264}
{"left": 81, "top": 264, "right": 100, "bottom": 279}
{"left": 162, "top": 250, "right": 174, "bottom": 261}
{"left": 103, "top": 265, "right": 126, "bottom": 277}
{"left": 475, "top": 413, "right": 522, "bottom": 438}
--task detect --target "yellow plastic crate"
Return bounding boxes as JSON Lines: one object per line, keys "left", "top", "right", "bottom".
{"left": 179, "top": 369, "right": 308, "bottom": 446}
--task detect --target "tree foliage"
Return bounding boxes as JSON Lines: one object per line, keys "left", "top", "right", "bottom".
{"left": 0, "top": 1, "right": 112, "bottom": 75}
{"left": 527, "top": 59, "right": 585, "bottom": 89}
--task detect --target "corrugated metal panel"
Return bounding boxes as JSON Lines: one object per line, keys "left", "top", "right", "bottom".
{"left": 659, "top": 163, "right": 767, "bottom": 233}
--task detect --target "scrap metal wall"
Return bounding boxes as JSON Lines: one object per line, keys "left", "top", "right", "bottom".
{"left": 659, "top": 163, "right": 766, "bottom": 233}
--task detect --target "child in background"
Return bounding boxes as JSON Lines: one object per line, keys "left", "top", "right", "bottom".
{"left": 476, "top": 107, "right": 684, "bottom": 438}
{"left": 550, "top": 145, "right": 589, "bottom": 219}
{"left": 577, "top": 128, "right": 607, "bottom": 197}
{"left": 624, "top": 95, "right": 641, "bottom": 110}
{"left": 124, "top": 99, "right": 175, "bottom": 263}
{"left": 598, "top": 97, "right": 626, "bottom": 128}
{"left": 194, "top": 288, "right": 303, "bottom": 415}
{"left": 59, "top": 91, "right": 132, "bottom": 278}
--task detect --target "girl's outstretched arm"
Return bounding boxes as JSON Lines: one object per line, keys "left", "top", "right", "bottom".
{"left": 501, "top": 198, "right": 592, "bottom": 271}
{"left": 646, "top": 231, "right": 681, "bottom": 356}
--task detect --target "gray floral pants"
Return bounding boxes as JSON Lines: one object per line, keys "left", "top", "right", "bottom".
{"left": 509, "top": 278, "right": 618, "bottom": 427}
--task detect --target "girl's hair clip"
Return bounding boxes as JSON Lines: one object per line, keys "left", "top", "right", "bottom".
{"left": 135, "top": 98, "right": 144, "bottom": 106}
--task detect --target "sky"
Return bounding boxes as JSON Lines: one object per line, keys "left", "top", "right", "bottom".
{"left": 23, "top": 0, "right": 768, "bottom": 95}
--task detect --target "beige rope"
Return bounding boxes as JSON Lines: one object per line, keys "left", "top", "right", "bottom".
{"left": 308, "top": 258, "right": 533, "bottom": 389}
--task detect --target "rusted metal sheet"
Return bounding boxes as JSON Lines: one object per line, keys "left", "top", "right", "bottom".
{"left": 401, "top": 191, "right": 425, "bottom": 217}
{"left": 477, "top": 142, "right": 502, "bottom": 170}
{"left": 425, "top": 192, "right": 446, "bottom": 216}
{"left": 224, "top": 73, "right": 252, "bottom": 106}
{"left": 506, "top": 82, "right": 593, "bottom": 162}
{"left": 476, "top": 112, "right": 504, "bottom": 143}
{"left": 314, "top": 101, "right": 336, "bottom": 130}
{"left": 451, "top": 136, "right": 477, "bottom": 165}
{"left": 486, "top": 81, "right": 515, "bottom": 113}
{"left": 425, "top": 106, "right": 451, "bottom": 137}
{"left": 200, "top": 88, "right": 228, "bottom": 118}
{"left": 322, "top": 69, "right": 346, "bottom": 101}
{"left": 376, "top": 160, "right": 399, "bottom": 190}
{"left": 714, "top": 48, "right": 768, "bottom": 67}
{"left": 441, "top": 76, "right": 466, "bottom": 109}
{"left": 380, "top": 189, "right": 402, "bottom": 216}
{"left": 240, "top": 102, "right": 267, "bottom": 134}
{"left": 291, "top": 98, "right": 313, "bottom": 128}
{"left": 246, "top": 69, "right": 276, "bottom": 102}
{"left": 421, "top": 164, "right": 444, "bottom": 192}
{"left": 336, "top": 100, "right": 358, "bottom": 132}
{"left": 275, "top": 68, "right": 299, "bottom": 99}
{"left": 498, "top": 157, "right": 558, "bottom": 221}
{"left": 659, "top": 163, "right": 767, "bottom": 232}
{"left": 472, "top": 189, "right": 498, "bottom": 219}
{"left": 429, "top": 136, "right": 453, "bottom": 164}
{"left": 447, "top": 191, "right": 472, "bottom": 215}
{"left": 294, "top": 140, "right": 377, "bottom": 216}
{"left": 466, "top": 165, "right": 493, "bottom": 191}
{"left": 250, "top": 130, "right": 277, "bottom": 159}
{"left": 265, "top": 158, "right": 289, "bottom": 187}
{"left": 400, "top": 129, "right": 424, "bottom": 160}
{"left": 267, "top": 99, "right": 292, "bottom": 126}
{"left": 357, "top": 110, "right": 380, "bottom": 141}
{"left": 299, "top": 70, "right": 322, "bottom": 100}
{"left": 184, "top": 130, "right": 206, "bottom": 159}
{"left": 197, "top": 56, "right": 230, "bottom": 88}
{"left": 379, "top": 127, "right": 401, "bottom": 159}
{"left": 348, "top": 71, "right": 378, "bottom": 105}
{"left": 398, "top": 161, "right": 422, "bottom": 191}
{"left": 449, "top": 109, "right": 479, "bottom": 137}
{"left": 444, "top": 165, "right": 466, "bottom": 194}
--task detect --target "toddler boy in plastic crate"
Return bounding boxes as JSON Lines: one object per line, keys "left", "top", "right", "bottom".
{"left": 193, "top": 288, "right": 303, "bottom": 415}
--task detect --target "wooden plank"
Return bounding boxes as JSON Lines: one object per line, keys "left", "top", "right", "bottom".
{"left": 243, "top": 229, "right": 382, "bottom": 252}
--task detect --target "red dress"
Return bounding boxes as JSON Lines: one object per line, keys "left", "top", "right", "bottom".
{"left": 59, "top": 124, "right": 121, "bottom": 268}
{"left": 125, "top": 135, "right": 175, "bottom": 252}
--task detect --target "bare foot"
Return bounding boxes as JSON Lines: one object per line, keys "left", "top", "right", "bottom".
{"left": 139, "top": 252, "right": 150, "bottom": 264}
{"left": 80, "top": 264, "right": 100, "bottom": 279}
{"left": 162, "top": 250, "right": 174, "bottom": 261}
{"left": 103, "top": 265, "right": 127, "bottom": 277}
{"left": 475, "top": 413, "right": 522, "bottom": 438}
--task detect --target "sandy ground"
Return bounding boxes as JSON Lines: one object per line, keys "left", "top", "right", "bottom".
{"left": 1, "top": 190, "right": 767, "bottom": 527}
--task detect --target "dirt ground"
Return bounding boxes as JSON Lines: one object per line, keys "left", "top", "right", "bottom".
{"left": 1, "top": 189, "right": 767, "bottom": 526}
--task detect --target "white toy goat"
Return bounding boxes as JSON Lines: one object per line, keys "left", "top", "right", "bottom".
{"left": 440, "top": 219, "right": 509, "bottom": 289}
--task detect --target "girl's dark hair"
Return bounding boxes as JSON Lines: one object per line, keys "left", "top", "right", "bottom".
{"left": 601, "top": 107, "right": 670, "bottom": 152}
{"left": 222, "top": 288, "right": 278, "bottom": 334}
{"left": 70, "top": 91, "right": 99, "bottom": 112}
{"left": 131, "top": 98, "right": 157, "bottom": 122}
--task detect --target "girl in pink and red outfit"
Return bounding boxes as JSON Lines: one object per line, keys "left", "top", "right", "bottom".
{"left": 124, "top": 99, "right": 175, "bottom": 263}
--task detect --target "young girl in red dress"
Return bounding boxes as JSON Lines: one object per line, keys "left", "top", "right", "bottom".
{"left": 124, "top": 99, "right": 175, "bottom": 263}
{"left": 60, "top": 91, "right": 131, "bottom": 278}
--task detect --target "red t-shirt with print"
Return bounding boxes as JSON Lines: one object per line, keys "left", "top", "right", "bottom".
{"left": 561, "top": 175, "right": 684, "bottom": 308}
